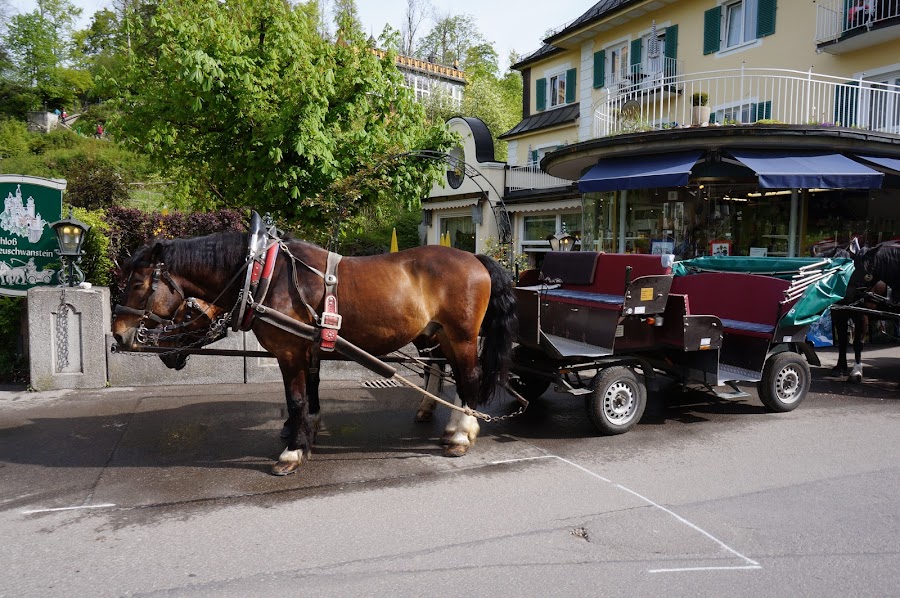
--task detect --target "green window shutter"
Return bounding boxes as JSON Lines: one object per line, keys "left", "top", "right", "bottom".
{"left": 664, "top": 24, "right": 678, "bottom": 78}
{"left": 593, "top": 50, "right": 606, "bottom": 88}
{"left": 834, "top": 82, "right": 859, "bottom": 126}
{"left": 630, "top": 39, "right": 642, "bottom": 66}
{"left": 565, "top": 68, "right": 577, "bottom": 103}
{"left": 536, "top": 77, "right": 546, "bottom": 112}
{"left": 704, "top": 6, "right": 722, "bottom": 55}
{"left": 750, "top": 102, "right": 772, "bottom": 122}
{"left": 758, "top": 0, "right": 777, "bottom": 37}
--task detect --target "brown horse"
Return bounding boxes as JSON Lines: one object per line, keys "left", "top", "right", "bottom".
{"left": 112, "top": 231, "right": 517, "bottom": 475}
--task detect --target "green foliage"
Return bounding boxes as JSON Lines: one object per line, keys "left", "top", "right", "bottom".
{"left": 0, "top": 296, "right": 27, "bottom": 384}
{"left": 417, "top": 13, "right": 484, "bottom": 66}
{"left": 691, "top": 92, "right": 709, "bottom": 106}
{"left": 338, "top": 208, "right": 422, "bottom": 255}
{"left": 482, "top": 237, "right": 529, "bottom": 280}
{"left": 0, "top": 118, "right": 29, "bottom": 159}
{"left": 65, "top": 158, "right": 130, "bottom": 210}
{"left": 71, "top": 206, "right": 115, "bottom": 287}
{"left": 111, "top": 0, "right": 454, "bottom": 231}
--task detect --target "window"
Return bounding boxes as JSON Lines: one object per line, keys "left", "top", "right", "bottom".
{"left": 704, "top": 0, "right": 774, "bottom": 55}
{"left": 866, "top": 74, "right": 900, "bottom": 133}
{"left": 608, "top": 43, "right": 629, "bottom": 84}
{"left": 549, "top": 73, "right": 566, "bottom": 107}
{"left": 724, "top": 0, "right": 757, "bottom": 49}
{"left": 521, "top": 213, "right": 582, "bottom": 254}
{"left": 440, "top": 216, "right": 475, "bottom": 252}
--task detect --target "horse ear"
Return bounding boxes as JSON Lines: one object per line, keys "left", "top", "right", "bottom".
{"left": 150, "top": 241, "right": 166, "bottom": 262}
{"left": 850, "top": 238, "right": 860, "bottom": 254}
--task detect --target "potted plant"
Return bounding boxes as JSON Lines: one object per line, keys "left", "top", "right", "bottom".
{"left": 691, "top": 92, "right": 711, "bottom": 126}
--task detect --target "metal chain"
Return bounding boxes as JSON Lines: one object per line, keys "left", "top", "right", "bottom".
{"left": 55, "top": 287, "right": 69, "bottom": 370}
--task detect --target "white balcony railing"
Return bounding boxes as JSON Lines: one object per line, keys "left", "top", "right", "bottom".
{"left": 815, "top": 0, "right": 900, "bottom": 44}
{"left": 608, "top": 56, "right": 683, "bottom": 95}
{"left": 594, "top": 66, "right": 900, "bottom": 138}
{"left": 507, "top": 164, "right": 573, "bottom": 191}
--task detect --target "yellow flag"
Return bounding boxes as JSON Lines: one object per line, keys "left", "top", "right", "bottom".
{"left": 439, "top": 232, "right": 445, "bottom": 246}
{"left": 390, "top": 228, "right": 398, "bottom": 253}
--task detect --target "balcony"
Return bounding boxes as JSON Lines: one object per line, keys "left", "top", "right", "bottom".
{"left": 815, "top": 0, "right": 900, "bottom": 53}
{"left": 607, "top": 57, "right": 683, "bottom": 98}
{"left": 594, "top": 66, "right": 900, "bottom": 138}
{"left": 506, "top": 164, "right": 573, "bottom": 192}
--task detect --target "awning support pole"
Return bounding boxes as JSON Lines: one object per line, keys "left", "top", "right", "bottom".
{"left": 788, "top": 188, "right": 799, "bottom": 257}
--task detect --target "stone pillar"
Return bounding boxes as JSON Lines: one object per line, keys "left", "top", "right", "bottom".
{"left": 27, "top": 286, "right": 111, "bottom": 390}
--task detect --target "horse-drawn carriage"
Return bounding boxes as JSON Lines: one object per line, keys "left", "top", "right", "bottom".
{"left": 509, "top": 252, "right": 854, "bottom": 435}
{"left": 110, "top": 212, "right": 854, "bottom": 474}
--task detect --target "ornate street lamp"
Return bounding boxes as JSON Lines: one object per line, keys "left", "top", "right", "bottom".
{"left": 547, "top": 224, "right": 576, "bottom": 252}
{"left": 51, "top": 210, "right": 91, "bottom": 287}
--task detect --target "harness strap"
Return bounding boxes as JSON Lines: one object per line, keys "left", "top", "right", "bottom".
{"left": 319, "top": 251, "right": 343, "bottom": 352}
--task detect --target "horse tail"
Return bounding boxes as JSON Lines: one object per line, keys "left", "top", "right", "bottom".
{"left": 475, "top": 254, "right": 517, "bottom": 404}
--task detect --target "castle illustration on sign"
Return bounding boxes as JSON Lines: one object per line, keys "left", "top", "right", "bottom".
{"left": 2, "top": 184, "right": 48, "bottom": 242}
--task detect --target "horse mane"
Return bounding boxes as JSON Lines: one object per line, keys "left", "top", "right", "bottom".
{"left": 871, "top": 241, "right": 900, "bottom": 290}
{"left": 123, "top": 231, "right": 248, "bottom": 280}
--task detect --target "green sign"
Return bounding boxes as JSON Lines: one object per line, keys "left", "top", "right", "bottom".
{"left": 0, "top": 176, "right": 65, "bottom": 297}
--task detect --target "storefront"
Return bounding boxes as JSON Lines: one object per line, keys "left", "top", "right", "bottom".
{"left": 543, "top": 126, "right": 900, "bottom": 258}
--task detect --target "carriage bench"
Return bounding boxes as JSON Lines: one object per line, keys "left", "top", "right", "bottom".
{"left": 516, "top": 252, "right": 674, "bottom": 356}
{"left": 669, "top": 272, "right": 796, "bottom": 340}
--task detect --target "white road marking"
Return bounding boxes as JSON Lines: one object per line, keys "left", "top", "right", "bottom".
{"left": 492, "top": 454, "right": 760, "bottom": 572}
{"left": 21, "top": 503, "right": 116, "bottom": 515}
{"left": 649, "top": 566, "right": 763, "bottom": 573}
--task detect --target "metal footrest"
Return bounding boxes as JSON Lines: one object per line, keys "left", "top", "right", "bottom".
{"left": 542, "top": 333, "right": 613, "bottom": 358}
{"left": 713, "top": 380, "right": 750, "bottom": 399}
{"left": 718, "top": 363, "right": 762, "bottom": 385}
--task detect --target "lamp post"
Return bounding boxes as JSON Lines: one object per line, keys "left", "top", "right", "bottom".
{"left": 51, "top": 210, "right": 90, "bottom": 287}
{"left": 547, "top": 224, "right": 576, "bottom": 252}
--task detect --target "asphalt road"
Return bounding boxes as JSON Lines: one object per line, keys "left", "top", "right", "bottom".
{"left": 0, "top": 345, "right": 898, "bottom": 597}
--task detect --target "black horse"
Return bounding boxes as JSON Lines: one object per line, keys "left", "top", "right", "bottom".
{"left": 820, "top": 240, "right": 899, "bottom": 382}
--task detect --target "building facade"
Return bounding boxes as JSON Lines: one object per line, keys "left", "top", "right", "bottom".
{"left": 424, "top": 0, "right": 900, "bottom": 264}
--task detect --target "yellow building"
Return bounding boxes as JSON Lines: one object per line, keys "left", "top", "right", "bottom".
{"left": 492, "top": 0, "right": 900, "bottom": 261}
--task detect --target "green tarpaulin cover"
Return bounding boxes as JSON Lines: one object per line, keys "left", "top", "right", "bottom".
{"left": 672, "top": 256, "right": 855, "bottom": 327}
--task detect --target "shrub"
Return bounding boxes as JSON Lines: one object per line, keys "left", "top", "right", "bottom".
{"left": 0, "top": 297, "right": 27, "bottom": 384}
{"left": 65, "top": 158, "right": 130, "bottom": 210}
{"left": 0, "top": 118, "right": 29, "bottom": 159}
{"left": 691, "top": 92, "right": 709, "bottom": 106}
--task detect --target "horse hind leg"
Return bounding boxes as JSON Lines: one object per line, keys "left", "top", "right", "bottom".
{"left": 415, "top": 362, "right": 445, "bottom": 423}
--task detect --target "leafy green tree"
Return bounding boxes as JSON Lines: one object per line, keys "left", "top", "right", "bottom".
{"left": 111, "top": 0, "right": 453, "bottom": 236}
{"left": 417, "top": 13, "right": 483, "bottom": 66}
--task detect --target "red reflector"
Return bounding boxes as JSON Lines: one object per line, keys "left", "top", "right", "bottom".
{"left": 646, "top": 317, "right": 656, "bottom": 325}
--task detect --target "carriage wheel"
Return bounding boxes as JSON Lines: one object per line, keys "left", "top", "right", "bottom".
{"left": 509, "top": 373, "right": 550, "bottom": 402}
{"left": 586, "top": 366, "right": 646, "bottom": 435}
{"left": 757, "top": 352, "right": 810, "bottom": 413}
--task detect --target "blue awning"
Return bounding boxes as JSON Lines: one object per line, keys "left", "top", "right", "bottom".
{"left": 729, "top": 150, "right": 883, "bottom": 189}
{"left": 578, "top": 151, "right": 703, "bottom": 192}
{"left": 856, "top": 155, "right": 900, "bottom": 173}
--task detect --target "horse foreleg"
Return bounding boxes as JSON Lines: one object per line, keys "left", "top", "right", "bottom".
{"left": 274, "top": 361, "right": 314, "bottom": 476}
{"left": 849, "top": 314, "right": 866, "bottom": 384}
{"left": 281, "top": 360, "right": 323, "bottom": 439}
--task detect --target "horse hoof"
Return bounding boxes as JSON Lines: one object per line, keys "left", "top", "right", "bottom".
{"left": 438, "top": 431, "right": 454, "bottom": 445}
{"left": 443, "top": 444, "right": 470, "bottom": 457}
{"left": 848, "top": 375, "right": 862, "bottom": 384}
{"left": 271, "top": 460, "right": 301, "bottom": 476}
{"left": 414, "top": 410, "right": 433, "bottom": 423}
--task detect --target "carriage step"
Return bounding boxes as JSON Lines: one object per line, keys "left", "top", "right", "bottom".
{"left": 713, "top": 380, "right": 750, "bottom": 399}
{"left": 361, "top": 378, "right": 403, "bottom": 389}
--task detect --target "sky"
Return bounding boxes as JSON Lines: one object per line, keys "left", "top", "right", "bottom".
{"left": 9, "top": 0, "right": 591, "bottom": 70}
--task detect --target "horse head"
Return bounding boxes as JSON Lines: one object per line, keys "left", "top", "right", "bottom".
{"left": 155, "top": 298, "right": 230, "bottom": 370}
{"left": 112, "top": 240, "right": 194, "bottom": 353}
